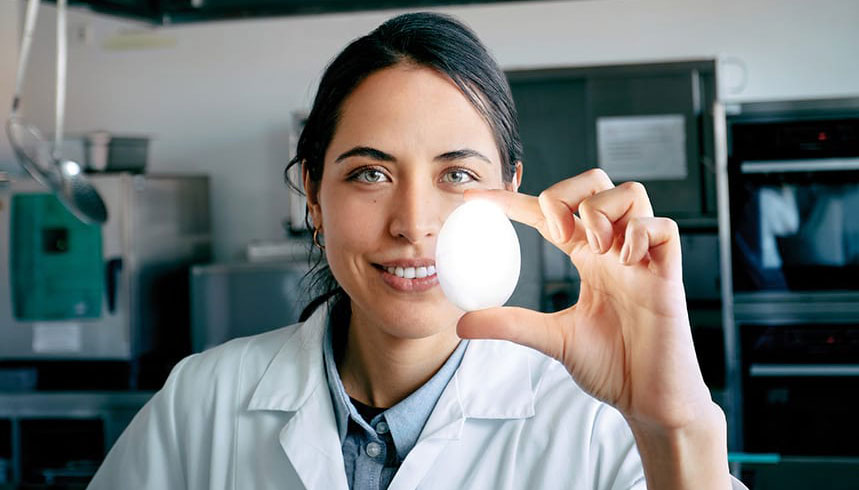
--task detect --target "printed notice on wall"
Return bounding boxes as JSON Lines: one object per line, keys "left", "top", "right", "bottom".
{"left": 596, "top": 115, "right": 687, "bottom": 181}
{"left": 33, "top": 323, "right": 83, "bottom": 353}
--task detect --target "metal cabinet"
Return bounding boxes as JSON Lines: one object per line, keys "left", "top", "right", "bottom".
{"left": 0, "top": 392, "right": 151, "bottom": 487}
{"left": 509, "top": 60, "right": 718, "bottom": 221}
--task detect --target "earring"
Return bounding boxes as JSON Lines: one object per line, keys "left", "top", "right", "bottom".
{"left": 312, "top": 227, "right": 326, "bottom": 251}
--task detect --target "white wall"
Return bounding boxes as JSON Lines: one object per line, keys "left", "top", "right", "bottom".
{"left": 3, "top": 0, "right": 858, "bottom": 261}
{"left": 0, "top": 0, "right": 19, "bottom": 167}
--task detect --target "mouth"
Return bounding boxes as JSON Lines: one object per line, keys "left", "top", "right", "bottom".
{"left": 372, "top": 261, "right": 439, "bottom": 292}
{"left": 375, "top": 264, "right": 437, "bottom": 279}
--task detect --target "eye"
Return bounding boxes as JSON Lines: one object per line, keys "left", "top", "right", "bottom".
{"left": 349, "top": 167, "right": 391, "bottom": 184}
{"left": 441, "top": 168, "right": 477, "bottom": 184}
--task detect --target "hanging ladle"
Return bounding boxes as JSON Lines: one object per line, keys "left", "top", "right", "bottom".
{"left": 6, "top": 0, "right": 107, "bottom": 224}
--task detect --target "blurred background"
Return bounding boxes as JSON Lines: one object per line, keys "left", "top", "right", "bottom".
{"left": 0, "top": 0, "right": 857, "bottom": 488}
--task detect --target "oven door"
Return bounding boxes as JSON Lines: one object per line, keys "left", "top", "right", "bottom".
{"left": 742, "top": 323, "right": 859, "bottom": 456}
{"left": 729, "top": 160, "right": 859, "bottom": 295}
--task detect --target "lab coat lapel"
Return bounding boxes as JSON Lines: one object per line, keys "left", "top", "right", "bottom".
{"left": 387, "top": 369, "right": 464, "bottom": 490}
{"left": 246, "top": 305, "right": 348, "bottom": 490}
{"left": 388, "top": 339, "right": 535, "bottom": 490}
{"left": 279, "top": 383, "right": 348, "bottom": 490}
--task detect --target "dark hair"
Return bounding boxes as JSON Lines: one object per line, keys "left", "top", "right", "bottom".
{"left": 285, "top": 12, "right": 523, "bottom": 321}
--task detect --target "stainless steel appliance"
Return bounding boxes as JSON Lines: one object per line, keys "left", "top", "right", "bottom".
{"left": 741, "top": 318, "right": 859, "bottom": 457}
{"left": 0, "top": 173, "right": 211, "bottom": 361}
{"left": 190, "top": 260, "right": 310, "bottom": 353}
{"left": 727, "top": 101, "right": 859, "bottom": 298}
{"left": 716, "top": 97, "right": 859, "bottom": 462}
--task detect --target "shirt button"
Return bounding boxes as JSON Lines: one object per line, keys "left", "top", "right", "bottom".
{"left": 375, "top": 421, "right": 389, "bottom": 434}
{"left": 365, "top": 442, "right": 383, "bottom": 458}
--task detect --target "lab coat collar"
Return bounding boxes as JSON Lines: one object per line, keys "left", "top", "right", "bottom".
{"left": 454, "top": 338, "right": 536, "bottom": 420}
{"left": 247, "top": 304, "right": 536, "bottom": 420}
{"left": 247, "top": 304, "right": 349, "bottom": 490}
{"left": 245, "top": 303, "right": 536, "bottom": 490}
{"left": 387, "top": 339, "right": 536, "bottom": 490}
{"left": 247, "top": 304, "right": 328, "bottom": 412}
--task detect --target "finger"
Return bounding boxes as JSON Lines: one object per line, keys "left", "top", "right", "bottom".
{"left": 618, "top": 216, "right": 682, "bottom": 278}
{"left": 578, "top": 181, "right": 653, "bottom": 254}
{"left": 538, "top": 191, "right": 574, "bottom": 243}
{"left": 463, "top": 189, "right": 555, "bottom": 243}
{"left": 457, "top": 306, "right": 568, "bottom": 362}
{"left": 534, "top": 169, "right": 614, "bottom": 244}
{"left": 466, "top": 168, "right": 614, "bottom": 252}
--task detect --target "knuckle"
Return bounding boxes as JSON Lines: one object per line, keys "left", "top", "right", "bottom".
{"left": 620, "top": 180, "right": 647, "bottom": 197}
{"left": 577, "top": 195, "right": 594, "bottom": 215}
{"left": 536, "top": 191, "right": 556, "bottom": 217}
{"left": 627, "top": 216, "right": 646, "bottom": 235}
{"left": 589, "top": 168, "right": 614, "bottom": 188}
{"left": 538, "top": 189, "right": 552, "bottom": 203}
{"left": 584, "top": 167, "right": 609, "bottom": 181}
{"left": 659, "top": 217, "right": 680, "bottom": 235}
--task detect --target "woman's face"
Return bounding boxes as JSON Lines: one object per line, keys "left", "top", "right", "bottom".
{"left": 307, "top": 63, "right": 517, "bottom": 340}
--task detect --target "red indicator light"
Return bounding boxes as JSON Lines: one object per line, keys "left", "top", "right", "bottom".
{"left": 818, "top": 131, "right": 828, "bottom": 141}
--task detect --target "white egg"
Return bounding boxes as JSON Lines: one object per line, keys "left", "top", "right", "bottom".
{"left": 435, "top": 199, "right": 521, "bottom": 311}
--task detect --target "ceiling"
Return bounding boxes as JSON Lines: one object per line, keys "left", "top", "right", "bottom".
{"left": 62, "top": 0, "right": 547, "bottom": 24}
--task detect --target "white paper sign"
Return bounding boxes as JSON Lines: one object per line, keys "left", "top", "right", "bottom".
{"left": 33, "top": 323, "right": 83, "bottom": 353}
{"left": 597, "top": 115, "right": 688, "bottom": 181}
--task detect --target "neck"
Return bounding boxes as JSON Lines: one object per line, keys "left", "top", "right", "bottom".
{"left": 338, "top": 304, "right": 460, "bottom": 408}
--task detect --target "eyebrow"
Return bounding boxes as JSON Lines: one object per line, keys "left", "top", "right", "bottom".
{"left": 334, "top": 146, "right": 492, "bottom": 165}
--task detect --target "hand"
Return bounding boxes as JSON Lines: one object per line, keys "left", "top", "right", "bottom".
{"left": 457, "top": 169, "right": 713, "bottom": 430}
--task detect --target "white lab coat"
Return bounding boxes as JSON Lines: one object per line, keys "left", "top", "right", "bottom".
{"left": 88, "top": 305, "right": 745, "bottom": 490}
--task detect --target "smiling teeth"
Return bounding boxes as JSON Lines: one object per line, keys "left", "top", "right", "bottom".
{"left": 385, "top": 265, "right": 436, "bottom": 278}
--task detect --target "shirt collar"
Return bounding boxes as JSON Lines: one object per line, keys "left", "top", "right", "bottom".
{"left": 322, "top": 313, "right": 468, "bottom": 461}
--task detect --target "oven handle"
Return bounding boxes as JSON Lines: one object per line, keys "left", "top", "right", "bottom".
{"left": 741, "top": 157, "right": 859, "bottom": 174}
{"left": 750, "top": 364, "right": 859, "bottom": 377}
{"left": 106, "top": 257, "right": 123, "bottom": 313}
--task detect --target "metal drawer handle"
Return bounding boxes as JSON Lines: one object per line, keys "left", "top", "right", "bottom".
{"left": 740, "top": 157, "right": 859, "bottom": 174}
{"left": 750, "top": 364, "right": 859, "bottom": 377}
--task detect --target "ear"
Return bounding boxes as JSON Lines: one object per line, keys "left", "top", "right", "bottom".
{"left": 302, "top": 162, "right": 322, "bottom": 229}
{"left": 505, "top": 161, "right": 523, "bottom": 193}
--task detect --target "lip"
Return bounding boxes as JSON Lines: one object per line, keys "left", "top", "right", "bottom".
{"left": 372, "top": 261, "right": 438, "bottom": 292}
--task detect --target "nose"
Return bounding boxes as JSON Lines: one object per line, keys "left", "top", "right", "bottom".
{"left": 388, "top": 179, "right": 445, "bottom": 244}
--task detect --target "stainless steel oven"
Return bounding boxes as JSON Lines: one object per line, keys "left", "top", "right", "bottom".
{"left": 727, "top": 101, "right": 859, "bottom": 298}
{"left": 741, "top": 320, "right": 859, "bottom": 456}
{"left": 717, "top": 98, "right": 859, "bottom": 463}
{"left": 0, "top": 173, "right": 211, "bottom": 363}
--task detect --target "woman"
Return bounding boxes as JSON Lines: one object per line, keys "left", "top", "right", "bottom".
{"left": 89, "top": 12, "right": 746, "bottom": 490}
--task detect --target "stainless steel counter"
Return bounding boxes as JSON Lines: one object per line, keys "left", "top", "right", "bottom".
{"left": 0, "top": 391, "right": 153, "bottom": 486}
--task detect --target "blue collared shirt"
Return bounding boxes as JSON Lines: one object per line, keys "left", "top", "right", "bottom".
{"left": 323, "top": 318, "right": 468, "bottom": 490}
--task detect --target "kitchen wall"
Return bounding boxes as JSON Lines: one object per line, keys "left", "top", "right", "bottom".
{"left": 2, "top": 0, "right": 858, "bottom": 261}
{"left": 0, "top": 1, "right": 18, "bottom": 166}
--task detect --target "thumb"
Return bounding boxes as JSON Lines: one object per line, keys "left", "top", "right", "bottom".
{"left": 457, "top": 306, "right": 566, "bottom": 362}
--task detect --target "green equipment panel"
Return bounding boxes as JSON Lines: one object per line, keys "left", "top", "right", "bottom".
{"left": 11, "top": 193, "right": 104, "bottom": 320}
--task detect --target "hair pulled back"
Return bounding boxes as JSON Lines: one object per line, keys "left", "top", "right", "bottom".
{"left": 285, "top": 12, "right": 523, "bottom": 320}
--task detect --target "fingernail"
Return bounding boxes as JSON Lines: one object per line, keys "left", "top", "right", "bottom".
{"left": 586, "top": 228, "right": 601, "bottom": 253}
{"left": 620, "top": 241, "right": 630, "bottom": 264}
{"left": 549, "top": 219, "right": 561, "bottom": 242}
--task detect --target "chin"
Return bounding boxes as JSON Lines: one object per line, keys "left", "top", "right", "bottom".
{"left": 372, "top": 297, "right": 463, "bottom": 340}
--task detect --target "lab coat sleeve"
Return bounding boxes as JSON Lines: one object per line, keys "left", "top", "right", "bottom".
{"left": 588, "top": 403, "right": 647, "bottom": 490}
{"left": 88, "top": 356, "right": 195, "bottom": 489}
